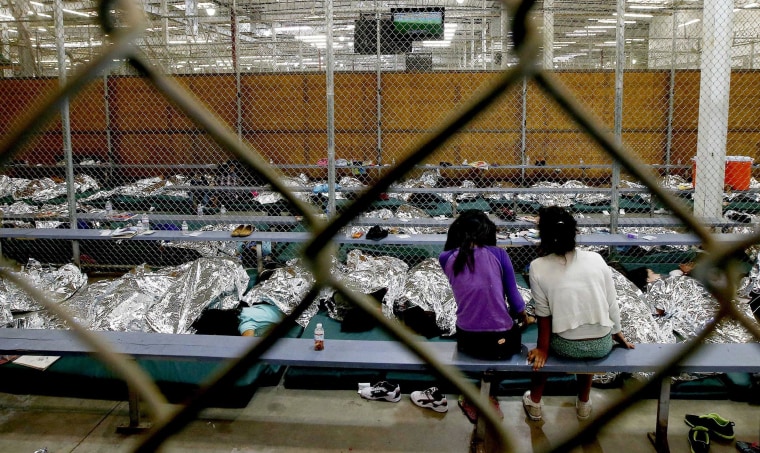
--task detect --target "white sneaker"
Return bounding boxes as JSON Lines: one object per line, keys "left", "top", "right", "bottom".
{"left": 576, "top": 397, "right": 592, "bottom": 420}
{"left": 522, "top": 390, "right": 542, "bottom": 421}
{"left": 410, "top": 387, "right": 448, "bottom": 413}
{"left": 359, "top": 381, "right": 401, "bottom": 403}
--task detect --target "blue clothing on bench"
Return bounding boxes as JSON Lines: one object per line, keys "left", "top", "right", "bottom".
{"left": 238, "top": 303, "right": 286, "bottom": 336}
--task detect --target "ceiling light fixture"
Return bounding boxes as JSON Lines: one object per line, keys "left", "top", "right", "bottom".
{"left": 678, "top": 18, "right": 700, "bottom": 27}
{"left": 63, "top": 9, "right": 91, "bottom": 17}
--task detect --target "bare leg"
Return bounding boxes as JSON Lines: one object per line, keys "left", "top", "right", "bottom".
{"left": 576, "top": 374, "right": 593, "bottom": 402}
{"left": 530, "top": 375, "right": 549, "bottom": 403}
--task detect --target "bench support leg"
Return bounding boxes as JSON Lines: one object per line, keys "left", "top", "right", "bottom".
{"left": 647, "top": 377, "right": 671, "bottom": 453}
{"left": 116, "top": 385, "right": 151, "bottom": 434}
{"left": 472, "top": 371, "right": 494, "bottom": 453}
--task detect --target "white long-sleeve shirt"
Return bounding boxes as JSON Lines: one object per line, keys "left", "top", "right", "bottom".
{"left": 529, "top": 249, "right": 622, "bottom": 340}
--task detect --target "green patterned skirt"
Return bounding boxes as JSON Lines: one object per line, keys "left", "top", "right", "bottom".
{"left": 550, "top": 332, "right": 613, "bottom": 359}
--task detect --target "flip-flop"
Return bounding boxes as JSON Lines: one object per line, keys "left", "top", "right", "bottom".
{"left": 458, "top": 395, "right": 478, "bottom": 424}
{"left": 458, "top": 395, "right": 504, "bottom": 424}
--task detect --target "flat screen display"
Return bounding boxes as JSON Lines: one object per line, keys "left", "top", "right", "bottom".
{"left": 354, "top": 17, "right": 412, "bottom": 54}
{"left": 391, "top": 7, "right": 444, "bottom": 40}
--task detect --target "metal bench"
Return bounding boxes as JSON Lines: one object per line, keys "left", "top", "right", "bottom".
{"left": 0, "top": 328, "right": 757, "bottom": 452}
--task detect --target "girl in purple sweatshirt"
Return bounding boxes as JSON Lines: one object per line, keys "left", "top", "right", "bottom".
{"left": 439, "top": 209, "right": 527, "bottom": 360}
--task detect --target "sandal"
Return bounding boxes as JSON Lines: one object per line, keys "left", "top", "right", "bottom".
{"left": 458, "top": 396, "right": 478, "bottom": 424}
{"left": 458, "top": 395, "right": 504, "bottom": 424}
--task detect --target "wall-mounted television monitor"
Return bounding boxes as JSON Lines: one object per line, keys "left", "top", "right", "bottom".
{"left": 391, "top": 7, "right": 444, "bottom": 40}
{"left": 354, "top": 16, "right": 412, "bottom": 54}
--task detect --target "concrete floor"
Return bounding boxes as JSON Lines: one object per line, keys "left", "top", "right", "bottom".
{"left": 0, "top": 383, "right": 757, "bottom": 453}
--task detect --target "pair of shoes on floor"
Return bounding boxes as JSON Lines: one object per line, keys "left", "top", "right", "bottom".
{"left": 736, "top": 441, "right": 760, "bottom": 453}
{"left": 457, "top": 395, "right": 503, "bottom": 424}
{"left": 358, "top": 381, "right": 401, "bottom": 403}
{"left": 684, "top": 413, "right": 735, "bottom": 440}
{"left": 231, "top": 224, "right": 253, "bottom": 237}
{"left": 360, "top": 383, "right": 448, "bottom": 413}
{"left": 522, "top": 390, "right": 543, "bottom": 421}
{"left": 410, "top": 386, "right": 448, "bottom": 413}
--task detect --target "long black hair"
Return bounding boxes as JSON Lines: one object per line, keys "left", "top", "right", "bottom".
{"left": 444, "top": 210, "right": 497, "bottom": 275}
{"left": 537, "top": 205, "right": 577, "bottom": 256}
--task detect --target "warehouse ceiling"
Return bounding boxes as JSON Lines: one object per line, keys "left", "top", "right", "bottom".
{"left": 0, "top": 0, "right": 759, "bottom": 75}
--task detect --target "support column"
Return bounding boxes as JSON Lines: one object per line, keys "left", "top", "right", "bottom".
{"left": 325, "top": 0, "right": 336, "bottom": 217}
{"left": 500, "top": 3, "right": 509, "bottom": 69}
{"left": 543, "top": 0, "right": 553, "bottom": 69}
{"left": 610, "top": 0, "right": 625, "bottom": 233}
{"left": 54, "top": 0, "right": 80, "bottom": 265}
{"left": 693, "top": 0, "right": 733, "bottom": 219}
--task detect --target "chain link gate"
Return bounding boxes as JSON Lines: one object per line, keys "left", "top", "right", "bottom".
{"left": 1, "top": 0, "right": 760, "bottom": 451}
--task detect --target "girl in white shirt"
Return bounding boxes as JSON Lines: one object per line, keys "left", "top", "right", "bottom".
{"left": 522, "top": 206, "right": 634, "bottom": 421}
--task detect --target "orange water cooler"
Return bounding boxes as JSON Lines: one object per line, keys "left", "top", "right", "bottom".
{"left": 691, "top": 156, "right": 753, "bottom": 191}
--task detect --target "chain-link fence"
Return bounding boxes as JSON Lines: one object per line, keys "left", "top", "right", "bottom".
{"left": 1, "top": 0, "right": 760, "bottom": 451}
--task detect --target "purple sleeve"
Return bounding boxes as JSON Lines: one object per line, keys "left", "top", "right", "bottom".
{"left": 439, "top": 249, "right": 455, "bottom": 270}
{"left": 492, "top": 247, "right": 526, "bottom": 315}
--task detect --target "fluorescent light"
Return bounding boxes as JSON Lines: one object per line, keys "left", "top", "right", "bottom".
{"left": 629, "top": 5, "right": 665, "bottom": 9}
{"left": 422, "top": 40, "right": 451, "bottom": 47}
{"left": 587, "top": 25, "right": 616, "bottom": 29}
{"left": 63, "top": 9, "right": 91, "bottom": 17}
{"left": 614, "top": 12, "right": 653, "bottom": 18}
{"left": 678, "top": 19, "right": 700, "bottom": 27}
{"left": 30, "top": 1, "right": 44, "bottom": 6}
{"left": 745, "top": 2, "right": 760, "bottom": 7}
{"left": 37, "top": 12, "right": 52, "bottom": 18}
{"left": 0, "top": 13, "right": 14, "bottom": 19}
{"left": 206, "top": 7, "right": 216, "bottom": 16}
{"left": 275, "top": 25, "right": 313, "bottom": 33}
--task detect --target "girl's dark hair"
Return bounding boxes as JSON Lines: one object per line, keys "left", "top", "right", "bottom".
{"left": 537, "top": 206, "right": 577, "bottom": 256}
{"left": 444, "top": 210, "right": 496, "bottom": 275}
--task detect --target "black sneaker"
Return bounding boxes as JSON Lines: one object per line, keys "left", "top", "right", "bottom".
{"left": 688, "top": 427, "right": 710, "bottom": 453}
{"left": 410, "top": 386, "right": 448, "bottom": 413}
{"left": 685, "top": 413, "right": 735, "bottom": 440}
{"left": 359, "top": 381, "right": 401, "bottom": 402}
{"left": 736, "top": 441, "right": 760, "bottom": 453}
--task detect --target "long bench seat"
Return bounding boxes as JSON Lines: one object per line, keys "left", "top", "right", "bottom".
{"left": 0, "top": 227, "right": 740, "bottom": 246}
{"left": 0, "top": 328, "right": 757, "bottom": 452}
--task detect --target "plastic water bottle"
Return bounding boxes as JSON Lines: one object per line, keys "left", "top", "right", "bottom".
{"left": 141, "top": 213, "right": 150, "bottom": 231}
{"left": 197, "top": 204, "right": 204, "bottom": 216}
{"left": 181, "top": 220, "right": 189, "bottom": 234}
{"left": 105, "top": 200, "right": 113, "bottom": 217}
{"left": 314, "top": 323, "right": 324, "bottom": 351}
{"left": 219, "top": 204, "right": 226, "bottom": 216}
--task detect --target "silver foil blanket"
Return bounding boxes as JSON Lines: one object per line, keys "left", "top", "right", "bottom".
{"left": 335, "top": 250, "right": 409, "bottom": 321}
{"left": 145, "top": 257, "right": 248, "bottom": 334}
{"left": 7, "top": 258, "right": 247, "bottom": 333}
{"left": 646, "top": 274, "right": 757, "bottom": 343}
{"left": 515, "top": 181, "right": 610, "bottom": 208}
{"left": 0, "top": 259, "right": 87, "bottom": 313}
{"left": 56, "top": 270, "right": 174, "bottom": 332}
{"left": 398, "top": 258, "right": 457, "bottom": 336}
{"left": 612, "top": 268, "right": 675, "bottom": 344}
{"left": 0, "top": 174, "right": 99, "bottom": 203}
{"left": 242, "top": 259, "right": 321, "bottom": 328}
{"left": 739, "top": 251, "right": 760, "bottom": 298}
